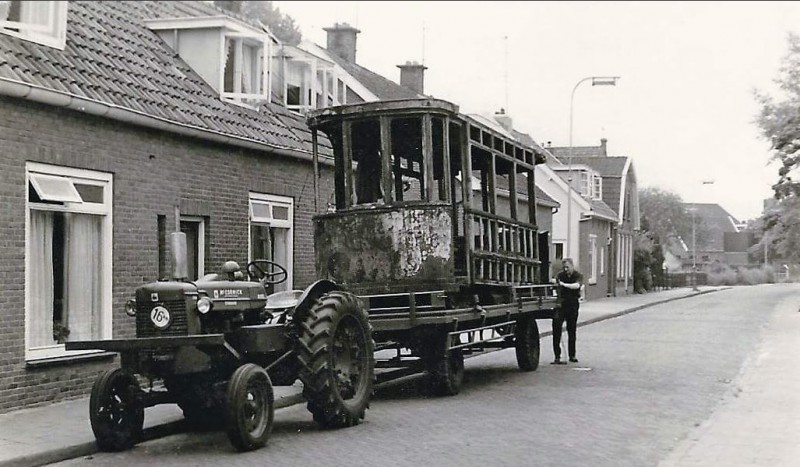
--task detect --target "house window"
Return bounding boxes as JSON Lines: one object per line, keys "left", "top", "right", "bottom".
{"left": 588, "top": 238, "right": 595, "bottom": 280}
{"left": 593, "top": 176, "right": 603, "bottom": 200}
{"left": 579, "top": 171, "right": 590, "bottom": 197}
{"left": 222, "top": 33, "right": 270, "bottom": 107}
{"left": 25, "top": 163, "right": 112, "bottom": 361}
{"left": 179, "top": 217, "right": 205, "bottom": 281}
{"left": 0, "top": 0, "right": 67, "bottom": 49}
{"left": 249, "top": 193, "right": 293, "bottom": 292}
{"left": 553, "top": 242, "right": 564, "bottom": 260}
{"left": 601, "top": 244, "right": 606, "bottom": 276}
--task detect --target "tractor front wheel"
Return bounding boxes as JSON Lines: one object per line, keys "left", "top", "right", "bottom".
{"left": 298, "top": 291, "right": 375, "bottom": 428}
{"left": 89, "top": 368, "right": 144, "bottom": 452}
{"left": 225, "top": 363, "right": 274, "bottom": 452}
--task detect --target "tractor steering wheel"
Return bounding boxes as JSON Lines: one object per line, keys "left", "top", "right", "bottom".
{"left": 246, "top": 260, "right": 288, "bottom": 285}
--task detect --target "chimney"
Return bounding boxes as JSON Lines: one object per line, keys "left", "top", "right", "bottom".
{"left": 600, "top": 138, "right": 608, "bottom": 156}
{"left": 397, "top": 61, "right": 427, "bottom": 95}
{"left": 324, "top": 23, "right": 360, "bottom": 63}
{"left": 493, "top": 108, "right": 513, "bottom": 132}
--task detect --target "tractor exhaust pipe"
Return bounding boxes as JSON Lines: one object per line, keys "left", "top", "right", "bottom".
{"left": 170, "top": 232, "right": 189, "bottom": 281}
{"left": 170, "top": 205, "right": 189, "bottom": 281}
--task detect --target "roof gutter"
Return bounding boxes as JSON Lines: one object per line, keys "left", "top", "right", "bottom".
{"left": 0, "top": 77, "right": 334, "bottom": 166}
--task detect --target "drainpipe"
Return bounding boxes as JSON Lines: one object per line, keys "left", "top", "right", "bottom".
{"left": 0, "top": 77, "right": 334, "bottom": 166}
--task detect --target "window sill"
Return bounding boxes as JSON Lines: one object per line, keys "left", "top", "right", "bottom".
{"left": 25, "top": 351, "right": 116, "bottom": 369}
{"left": 588, "top": 280, "right": 597, "bottom": 285}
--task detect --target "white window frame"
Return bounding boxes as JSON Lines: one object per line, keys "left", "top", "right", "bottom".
{"left": 0, "top": 0, "right": 67, "bottom": 49}
{"left": 249, "top": 193, "right": 294, "bottom": 290}
{"left": 180, "top": 216, "right": 205, "bottom": 280}
{"left": 593, "top": 175, "right": 603, "bottom": 200}
{"left": 220, "top": 31, "right": 271, "bottom": 108}
{"left": 588, "top": 234, "right": 597, "bottom": 284}
{"left": 25, "top": 162, "right": 112, "bottom": 361}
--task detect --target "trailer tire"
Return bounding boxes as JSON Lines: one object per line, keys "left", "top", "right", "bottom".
{"left": 89, "top": 368, "right": 144, "bottom": 452}
{"left": 426, "top": 345, "right": 465, "bottom": 396}
{"left": 515, "top": 316, "right": 540, "bottom": 371}
{"left": 225, "top": 363, "right": 274, "bottom": 452}
{"left": 298, "top": 291, "right": 374, "bottom": 428}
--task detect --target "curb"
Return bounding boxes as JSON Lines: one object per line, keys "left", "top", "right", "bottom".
{"left": 538, "top": 287, "right": 729, "bottom": 338}
{"left": 0, "top": 392, "right": 307, "bottom": 467}
{"left": 3, "top": 288, "right": 727, "bottom": 467}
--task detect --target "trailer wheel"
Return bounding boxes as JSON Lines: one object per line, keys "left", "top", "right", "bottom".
{"left": 426, "top": 346, "right": 465, "bottom": 396}
{"left": 89, "top": 368, "right": 144, "bottom": 452}
{"left": 515, "top": 316, "right": 540, "bottom": 371}
{"left": 225, "top": 363, "right": 274, "bottom": 452}
{"left": 298, "top": 291, "right": 374, "bottom": 428}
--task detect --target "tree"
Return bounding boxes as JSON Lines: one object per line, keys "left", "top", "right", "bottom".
{"left": 214, "top": 0, "right": 302, "bottom": 45}
{"left": 638, "top": 186, "right": 709, "bottom": 247}
{"left": 754, "top": 32, "right": 800, "bottom": 262}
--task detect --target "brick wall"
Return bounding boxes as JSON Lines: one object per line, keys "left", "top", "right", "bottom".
{"left": 0, "top": 96, "right": 334, "bottom": 412}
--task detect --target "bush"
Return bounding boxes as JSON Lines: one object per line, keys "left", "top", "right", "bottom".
{"left": 704, "top": 263, "right": 775, "bottom": 286}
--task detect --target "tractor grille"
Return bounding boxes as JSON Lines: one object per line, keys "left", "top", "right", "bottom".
{"left": 136, "top": 298, "right": 189, "bottom": 338}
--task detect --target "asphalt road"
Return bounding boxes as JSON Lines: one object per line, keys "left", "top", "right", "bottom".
{"left": 49, "top": 285, "right": 796, "bottom": 467}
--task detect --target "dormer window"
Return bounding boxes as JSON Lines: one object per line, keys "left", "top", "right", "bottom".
{"left": 222, "top": 32, "right": 271, "bottom": 107}
{"left": 0, "top": 0, "right": 67, "bottom": 49}
{"left": 145, "top": 16, "right": 274, "bottom": 109}
{"left": 578, "top": 169, "right": 602, "bottom": 199}
{"left": 281, "top": 46, "right": 342, "bottom": 114}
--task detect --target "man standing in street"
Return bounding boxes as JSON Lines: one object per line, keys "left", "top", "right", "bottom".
{"left": 552, "top": 258, "right": 583, "bottom": 365}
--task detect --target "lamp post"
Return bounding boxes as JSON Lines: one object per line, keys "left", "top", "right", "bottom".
{"left": 565, "top": 76, "right": 620, "bottom": 258}
{"left": 691, "top": 206, "right": 698, "bottom": 291}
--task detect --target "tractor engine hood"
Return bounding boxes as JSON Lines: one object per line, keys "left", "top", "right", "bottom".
{"left": 196, "top": 280, "right": 268, "bottom": 312}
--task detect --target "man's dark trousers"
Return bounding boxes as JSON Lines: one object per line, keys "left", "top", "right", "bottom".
{"left": 553, "top": 298, "right": 579, "bottom": 360}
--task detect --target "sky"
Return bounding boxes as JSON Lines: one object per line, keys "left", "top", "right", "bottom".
{"left": 273, "top": 1, "right": 800, "bottom": 221}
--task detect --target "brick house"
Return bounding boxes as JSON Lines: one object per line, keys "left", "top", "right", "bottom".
{"left": 0, "top": 0, "right": 344, "bottom": 412}
{"left": 546, "top": 139, "right": 640, "bottom": 297}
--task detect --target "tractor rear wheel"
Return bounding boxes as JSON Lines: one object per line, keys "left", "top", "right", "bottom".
{"left": 225, "top": 363, "right": 274, "bottom": 452}
{"left": 298, "top": 291, "right": 374, "bottom": 428}
{"left": 514, "top": 316, "right": 541, "bottom": 371}
{"left": 89, "top": 368, "right": 144, "bottom": 452}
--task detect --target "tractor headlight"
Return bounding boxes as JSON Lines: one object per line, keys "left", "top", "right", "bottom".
{"left": 197, "top": 296, "right": 213, "bottom": 314}
{"left": 125, "top": 299, "right": 136, "bottom": 317}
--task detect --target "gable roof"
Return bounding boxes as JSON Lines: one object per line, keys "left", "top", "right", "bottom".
{"left": 0, "top": 0, "right": 324, "bottom": 157}
{"left": 547, "top": 143, "right": 606, "bottom": 159}
{"left": 567, "top": 156, "right": 629, "bottom": 178}
{"left": 683, "top": 203, "right": 741, "bottom": 252}
{"left": 587, "top": 199, "right": 619, "bottom": 222}
{"left": 535, "top": 185, "right": 559, "bottom": 208}
{"left": 323, "top": 51, "right": 422, "bottom": 101}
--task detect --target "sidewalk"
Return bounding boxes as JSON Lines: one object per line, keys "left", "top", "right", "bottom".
{"left": 0, "top": 286, "right": 724, "bottom": 467}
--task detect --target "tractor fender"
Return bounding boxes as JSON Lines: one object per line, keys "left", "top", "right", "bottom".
{"left": 291, "top": 279, "right": 341, "bottom": 323}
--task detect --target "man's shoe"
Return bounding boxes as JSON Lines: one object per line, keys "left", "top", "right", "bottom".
{"left": 569, "top": 358, "right": 579, "bottom": 363}
{"left": 550, "top": 358, "right": 566, "bottom": 365}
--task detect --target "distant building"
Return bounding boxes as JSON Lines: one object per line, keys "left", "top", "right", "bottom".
{"left": 680, "top": 203, "right": 752, "bottom": 269}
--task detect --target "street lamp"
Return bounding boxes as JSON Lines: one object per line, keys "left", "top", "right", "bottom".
{"left": 566, "top": 76, "right": 620, "bottom": 258}
{"left": 691, "top": 205, "right": 698, "bottom": 291}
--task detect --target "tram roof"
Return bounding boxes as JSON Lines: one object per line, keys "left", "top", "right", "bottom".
{"left": 307, "top": 98, "right": 547, "bottom": 165}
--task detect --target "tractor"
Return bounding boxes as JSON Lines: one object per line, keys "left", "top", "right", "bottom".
{"left": 67, "top": 231, "right": 374, "bottom": 452}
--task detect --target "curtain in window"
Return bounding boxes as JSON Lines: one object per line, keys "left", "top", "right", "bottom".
{"left": 63, "top": 213, "right": 102, "bottom": 341}
{"left": 29, "top": 210, "right": 55, "bottom": 348}
{"left": 272, "top": 228, "right": 288, "bottom": 292}
{"left": 241, "top": 44, "right": 255, "bottom": 94}
{"left": 20, "top": 1, "right": 51, "bottom": 28}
